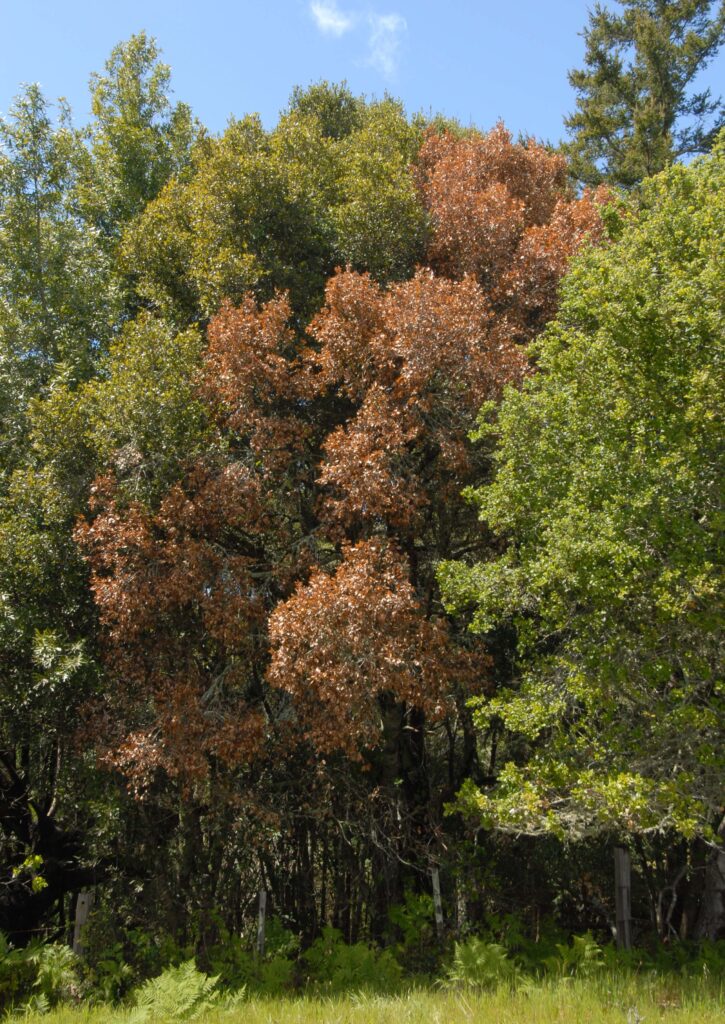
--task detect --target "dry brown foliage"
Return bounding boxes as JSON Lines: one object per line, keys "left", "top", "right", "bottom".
{"left": 78, "top": 123, "right": 606, "bottom": 789}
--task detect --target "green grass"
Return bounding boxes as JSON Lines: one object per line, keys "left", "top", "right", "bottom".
{"left": 16, "top": 974, "right": 724, "bottom": 1024}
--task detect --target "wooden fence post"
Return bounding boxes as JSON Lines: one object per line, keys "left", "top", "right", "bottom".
{"left": 456, "top": 876, "right": 467, "bottom": 936}
{"left": 430, "top": 867, "right": 444, "bottom": 939}
{"left": 72, "top": 891, "right": 94, "bottom": 955}
{"left": 257, "top": 889, "right": 267, "bottom": 957}
{"left": 614, "top": 846, "right": 632, "bottom": 950}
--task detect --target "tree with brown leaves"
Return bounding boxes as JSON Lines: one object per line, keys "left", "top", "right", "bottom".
{"left": 76, "top": 121, "right": 607, "bottom": 938}
{"left": 416, "top": 123, "right": 608, "bottom": 338}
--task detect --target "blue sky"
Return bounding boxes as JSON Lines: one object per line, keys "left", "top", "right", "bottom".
{"left": 1, "top": 1, "right": 724, "bottom": 144}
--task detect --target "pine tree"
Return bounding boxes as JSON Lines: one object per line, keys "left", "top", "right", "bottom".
{"left": 564, "top": 1, "right": 725, "bottom": 186}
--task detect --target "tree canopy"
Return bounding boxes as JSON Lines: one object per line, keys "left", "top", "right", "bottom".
{"left": 565, "top": 0, "right": 725, "bottom": 186}
{"left": 1, "top": 25, "right": 724, "bottom": 960}
{"left": 440, "top": 135, "right": 724, "bottom": 845}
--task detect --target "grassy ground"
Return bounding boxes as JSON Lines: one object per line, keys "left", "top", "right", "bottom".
{"left": 23, "top": 975, "right": 724, "bottom": 1024}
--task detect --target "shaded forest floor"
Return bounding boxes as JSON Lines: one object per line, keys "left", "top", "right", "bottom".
{"left": 21, "top": 976, "right": 724, "bottom": 1024}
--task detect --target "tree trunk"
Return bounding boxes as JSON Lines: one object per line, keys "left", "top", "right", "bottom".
{"left": 0, "top": 750, "right": 102, "bottom": 942}
{"left": 694, "top": 816, "right": 725, "bottom": 940}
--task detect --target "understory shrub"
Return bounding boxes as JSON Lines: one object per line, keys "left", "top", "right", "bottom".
{"left": 387, "top": 892, "right": 438, "bottom": 975}
{"left": 543, "top": 931, "right": 604, "bottom": 977}
{"left": 0, "top": 933, "right": 80, "bottom": 1011}
{"left": 303, "top": 926, "right": 403, "bottom": 993}
{"left": 3, "top": 924, "right": 724, "bottom": 1013}
{"left": 444, "top": 937, "right": 517, "bottom": 990}
{"left": 129, "top": 961, "right": 219, "bottom": 1023}
{"left": 205, "top": 917, "right": 298, "bottom": 994}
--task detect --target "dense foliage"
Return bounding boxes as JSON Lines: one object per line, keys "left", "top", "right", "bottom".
{"left": 564, "top": 0, "right": 725, "bottom": 186}
{"left": 0, "top": 7, "right": 723, "bottom": 998}
{"left": 440, "top": 140, "right": 724, "bottom": 852}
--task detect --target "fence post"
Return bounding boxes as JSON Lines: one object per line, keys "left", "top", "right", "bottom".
{"left": 614, "top": 846, "right": 632, "bottom": 950}
{"left": 456, "top": 876, "right": 467, "bottom": 936}
{"left": 430, "top": 866, "right": 444, "bottom": 939}
{"left": 72, "top": 891, "right": 94, "bottom": 955}
{"left": 257, "top": 889, "right": 267, "bottom": 957}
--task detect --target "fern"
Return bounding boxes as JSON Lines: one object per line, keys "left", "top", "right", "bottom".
{"left": 544, "top": 931, "right": 604, "bottom": 978}
{"left": 304, "top": 927, "right": 402, "bottom": 993}
{"left": 130, "top": 961, "right": 219, "bottom": 1023}
{"left": 0, "top": 933, "right": 79, "bottom": 1010}
{"left": 31, "top": 943, "right": 80, "bottom": 1004}
{"left": 445, "top": 937, "right": 517, "bottom": 990}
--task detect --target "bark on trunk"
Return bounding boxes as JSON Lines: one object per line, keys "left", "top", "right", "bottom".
{"left": 694, "top": 816, "right": 725, "bottom": 941}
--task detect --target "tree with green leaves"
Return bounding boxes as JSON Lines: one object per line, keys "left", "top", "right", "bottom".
{"left": 287, "top": 80, "right": 364, "bottom": 140}
{"left": 0, "top": 85, "right": 116, "bottom": 475}
{"left": 79, "top": 32, "right": 199, "bottom": 240}
{"left": 564, "top": 0, "right": 725, "bottom": 186}
{"left": 0, "top": 311, "right": 209, "bottom": 938}
{"left": 121, "top": 95, "right": 427, "bottom": 324}
{"left": 0, "top": 56, "right": 204, "bottom": 932}
{"left": 440, "top": 136, "right": 724, "bottom": 934}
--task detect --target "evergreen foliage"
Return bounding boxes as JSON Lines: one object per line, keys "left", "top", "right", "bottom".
{"left": 565, "top": 0, "right": 725, "bottom": 185}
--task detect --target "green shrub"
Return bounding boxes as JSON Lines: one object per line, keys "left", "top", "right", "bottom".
{"left": 126, "top": 928, "right": 193, "bottom": 979}
{"left": 388, "top": 892, "right": 438, "bottom": 975}
{"left": 204, "top": 933, "right": 255, "bottom": 991}
{"left": 85, "top": 941, "right": 135, "bottom": 1003}
{"left": 204, "top": 917, "right": 299, "bottom": 994}
{"left": 445, "top": 937, "right": 517, "bottom": 990}
{"left": 544, "top": 932, "right": 604, "bottom": 978}
{"left": 0, "top": 932, "right": 34, "bottom": 1009}
{"left": 303, "top": 926, "right": 402, "bottom": 993}
{"left": 129, "top": 960, "right": 219, "bottom": 1023}
{"left": 0, "top": 932, "right": 79, "bottom": 1010}
{"left": 256, "top": 955, "right": 295, "bottom": 994}
{"left": 600, "top": 937, "right": 725, "bottom": 978}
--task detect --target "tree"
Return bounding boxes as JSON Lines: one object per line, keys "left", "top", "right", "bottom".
{"left": 0, "top": 85, "right": 116, "bottom": 469}
{"left": 75, "top": 294, "right": 309, "bottom": 792}
{"left": 78, "top": 124, "right": 607, "bottom": 938}
{"left": 0, "top": 85, "right": 111, "bottom": 940}
{"left": 564, "top": 0, "right": 725, "bottom": 186}
{"left": 79, "top": 32, "right": 199, "bottom": 239}
{"left": 0, "top": 312, "right": 210, "bottom": 938}
{"left": 121, "top": 97, "right": 428, "bottom": 325}
{"left": 120, "top": 113, "right": 337, "bottom": 323}
{"left": 439, "top": 138, "right": 724, "bottom": 932}
{"left": 287, "top": 80, "right": 364, "bottom": 140}
{"left": 0, "top": 56, "right": 198, "bottom": 937}
{"left": 415, "top": 124, "right": 609, "bottom": 340}
{"left": 330, "top": 98, "right": 428, "bottom": 282}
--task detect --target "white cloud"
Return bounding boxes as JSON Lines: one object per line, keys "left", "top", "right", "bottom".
{"left": 367, "top": 12, "right": 407, "bottom": 78}
{"left": 309, "top": 3, "right": 408, "bottom": 78}
{"left": 310, "top": 0, "right": 355, "bottom": 36}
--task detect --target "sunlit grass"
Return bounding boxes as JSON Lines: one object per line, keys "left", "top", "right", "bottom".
{"left": 18, "top": 972, "right": 724, "bottom": 1024}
